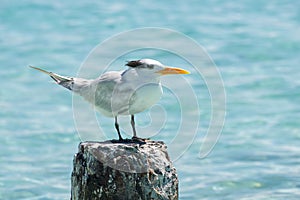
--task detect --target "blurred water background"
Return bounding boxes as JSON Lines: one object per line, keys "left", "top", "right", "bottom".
{"left": 1, "top": 0, "right": 300, "bottom": 199}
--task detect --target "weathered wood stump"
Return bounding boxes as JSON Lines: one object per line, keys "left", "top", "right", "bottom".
{"left": 71, "top": 139, "right": 178, "bottom": 200}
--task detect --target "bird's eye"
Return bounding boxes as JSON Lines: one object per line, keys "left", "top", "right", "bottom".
{"left": 148, "top": 64, "right": 154, "bottom": 69}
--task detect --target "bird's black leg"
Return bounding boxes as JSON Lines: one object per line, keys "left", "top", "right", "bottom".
{"left": 131, "top": 115, "right": 146, "bottom": 144}
{"left": 114, "top": 116, "right": 123, "bottom": 141}
{"left": 131, "top": 115, "right": 137, "bottom": 138}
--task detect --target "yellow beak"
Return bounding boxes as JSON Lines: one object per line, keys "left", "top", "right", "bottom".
{"left": 157, "top": 67, "right": 190, "bottom": 76}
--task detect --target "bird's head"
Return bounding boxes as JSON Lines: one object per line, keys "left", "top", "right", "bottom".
{"left": 126, "top": 59, "right": 190, "bottom": 79}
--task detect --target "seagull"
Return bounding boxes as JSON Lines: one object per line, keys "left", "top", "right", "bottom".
{"left": 30, "top": 59, "right": 189, "bottom": 141}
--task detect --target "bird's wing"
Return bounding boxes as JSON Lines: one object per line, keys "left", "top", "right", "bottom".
{"left": 97, "top": 71, "right": 124, "bottom": 82}
{"left": 92, "top": 71, "right": 123, "bottom": 116}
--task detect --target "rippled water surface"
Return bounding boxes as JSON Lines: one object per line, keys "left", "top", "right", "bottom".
{"left": 1, "top": 0, "right": 300, "bottom": 199}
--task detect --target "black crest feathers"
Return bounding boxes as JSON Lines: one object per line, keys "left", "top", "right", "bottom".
{"left": 126, "top": 60, "right": 143, "bottom": 68}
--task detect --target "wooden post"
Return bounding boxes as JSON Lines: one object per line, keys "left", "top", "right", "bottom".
{"left": 71, "top": 140, "right": 178, "bottom": 200}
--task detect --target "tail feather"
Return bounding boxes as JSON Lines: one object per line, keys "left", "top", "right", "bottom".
{"left": 29, "top": 66, "right": 74, "bottom": 90}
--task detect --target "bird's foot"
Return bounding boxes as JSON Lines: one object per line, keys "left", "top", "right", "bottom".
{"left": 110, "top": 137, "right": 148, "bottom": 144}
{"left": 132, "top": 136, "right": 147, "bottom": 144}
{"left": 111, "top": 137, "right": 131, "bottom": 144}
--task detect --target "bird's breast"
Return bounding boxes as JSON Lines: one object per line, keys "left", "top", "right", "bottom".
{"left": 127, "top": 83, "right": 163, "bottom": 115}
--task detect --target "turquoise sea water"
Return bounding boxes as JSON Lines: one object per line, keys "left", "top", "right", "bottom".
{"left": 1, "top": 0, "right": 300, "bottom": 199}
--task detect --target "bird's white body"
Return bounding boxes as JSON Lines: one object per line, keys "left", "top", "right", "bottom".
{"left": 30, "top": 58, "right": 189, "bottom": 140}
{"left": 79, "top": 68, "right": 163, "bottom": 117}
